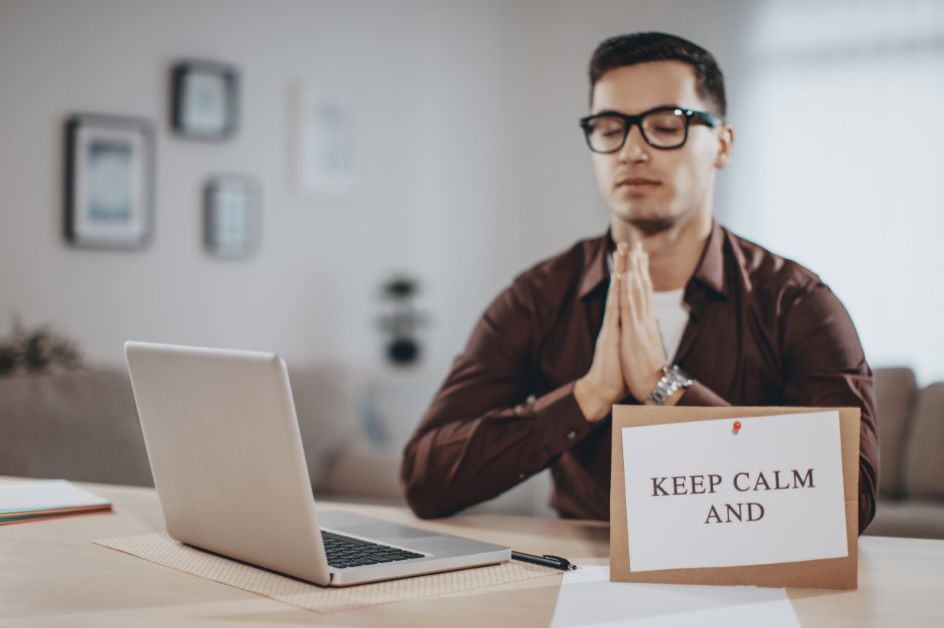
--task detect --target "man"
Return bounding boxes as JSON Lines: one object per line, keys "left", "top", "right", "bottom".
{"left": 400, "top": 32, "right": 878, "bottom": 532}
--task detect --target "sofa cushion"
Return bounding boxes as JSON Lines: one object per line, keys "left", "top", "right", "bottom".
{"left": 321, "top": 444, "right": 404, "bottom": 501}
{"left": 0, "top": 363, "right": 364, "bottom": 492}
{"left": 900, "top": 382, "right": 944, "bottom": 500}
{"left": 356, "top": 367, "right": 444, "bottom": 450}
{"left": 288, "top": 362, "right": 364, "bottom": 489}
{"left": 0, "top": 370, "right": 153, "bottom": 486}
{"left": 867, "top": 499, "right": 944, "bottom": 540}
{"left": 873, "top": 367, "right": 918, "bottom": 497}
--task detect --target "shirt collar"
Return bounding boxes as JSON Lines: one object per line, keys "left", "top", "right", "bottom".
{"left": 577, "top": 228, "right": 615, "bottom": 299}
{"left": 688, "top": 220, "right": 727, "bottom": 299}
{"left": 577, "top": 220, "right": 727, "bottom": 300}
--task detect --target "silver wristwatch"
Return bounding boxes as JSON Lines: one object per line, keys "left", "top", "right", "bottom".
{"left": 645, "top": 365, "right": 694, "bottom": 405}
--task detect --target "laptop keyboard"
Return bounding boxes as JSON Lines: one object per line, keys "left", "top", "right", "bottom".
{"left": 321, "top": 530, "right": 424, "bottom": 569}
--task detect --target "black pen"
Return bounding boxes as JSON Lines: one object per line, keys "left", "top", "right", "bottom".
{"left": 511, "top": 551, "right": 577, "bottom": 571}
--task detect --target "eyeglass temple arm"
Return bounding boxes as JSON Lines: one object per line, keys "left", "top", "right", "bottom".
{"left": 691, "top": 111, "right": 722, "bottom": 127}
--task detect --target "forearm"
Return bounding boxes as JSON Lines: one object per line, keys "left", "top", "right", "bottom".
{"left": 677, "top": 379, "right": 732, "bottom": 406}
{"left": 401, "top": 381, "right": 594, "bottom": 518}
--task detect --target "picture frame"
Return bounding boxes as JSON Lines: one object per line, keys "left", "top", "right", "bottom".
{"left": 171, "top": 60, "right": 238, "bottom": 140}
{"left": 64, "top": 113, "right": 154, "bottom": 250}
{"left": 293, "top": 86, "right": 354, "bottom": 196}
{"left": 203, "top": 176, "right": 261, "bottom": 259}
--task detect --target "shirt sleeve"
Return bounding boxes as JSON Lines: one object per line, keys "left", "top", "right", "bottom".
{"left": 400, "top": 281, "right": 597, "bottom": 519}
{"left": 678, "top": 380, "right": 731, "bottom": 407}
{"left": 779, "top": 282, "right": 879, "bottom": 535}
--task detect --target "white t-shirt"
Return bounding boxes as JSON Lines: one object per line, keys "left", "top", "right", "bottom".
{"left": 607, "top": 253, "right": 690, "bottom": 361}
{"left": 650, "top": 288, "right": 689, "bottom": 361}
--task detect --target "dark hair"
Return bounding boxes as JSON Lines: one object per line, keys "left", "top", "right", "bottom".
{"left": 588, "top": 32, "right": 726, "bottom": 117}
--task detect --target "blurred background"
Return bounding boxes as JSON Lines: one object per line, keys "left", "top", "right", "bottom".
{"left": 1, "top": 0, "right": 942, "bottom": 536}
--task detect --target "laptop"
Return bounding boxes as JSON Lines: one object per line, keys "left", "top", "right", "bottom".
{"left": 124, "top": 341, "right": 510, "bottom": 586}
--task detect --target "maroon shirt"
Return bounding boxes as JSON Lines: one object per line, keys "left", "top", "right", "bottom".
{"left": 401, "top": 222, "right": 879, "bottom": 532}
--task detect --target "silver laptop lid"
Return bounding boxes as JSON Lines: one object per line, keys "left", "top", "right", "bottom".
{"left": 124, "top": 341, "right": 331, "bottom": 585}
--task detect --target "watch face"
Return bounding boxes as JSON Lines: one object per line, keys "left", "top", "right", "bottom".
{"left": 669, "top": 365, "right": 694, "bottom": 388}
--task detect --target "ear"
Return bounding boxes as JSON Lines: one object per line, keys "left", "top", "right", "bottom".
{"left": 713, "top": 124, "right": 735, "bottom": 169}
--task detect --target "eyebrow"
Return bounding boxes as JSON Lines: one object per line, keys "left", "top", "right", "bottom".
{"left": 589, "top": 104, "right": 684, "bottom": 116}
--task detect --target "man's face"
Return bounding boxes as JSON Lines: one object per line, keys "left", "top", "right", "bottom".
{"left": 589, "top": 61, "right": 731, "bottom": 232}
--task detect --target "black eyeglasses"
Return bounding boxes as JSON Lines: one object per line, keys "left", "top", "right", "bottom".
{"left": 579, "top": 106, "right": 721, "bottom": 153}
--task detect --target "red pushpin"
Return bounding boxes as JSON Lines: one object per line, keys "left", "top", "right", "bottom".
{"left": 732, "top": 420, "right": 742, "bottom": 434}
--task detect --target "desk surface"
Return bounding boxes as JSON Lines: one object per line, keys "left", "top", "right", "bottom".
{"left": 1, "top": 477, "right": 942, "bottom": 627}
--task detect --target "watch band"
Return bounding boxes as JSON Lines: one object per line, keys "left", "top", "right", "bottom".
{"left": 645, "top": 365, "right": 694, "bottom": 405}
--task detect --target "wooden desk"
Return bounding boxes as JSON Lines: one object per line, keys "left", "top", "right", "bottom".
{"left": 1, "top": 478, "right": 942, "bottom": 627}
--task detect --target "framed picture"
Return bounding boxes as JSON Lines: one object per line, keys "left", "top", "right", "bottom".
{"left": 293, "top": 87, "right": 353, "bottom": 196}
{"left": 203, "top": 176, "right": 260, "bottom": 258}
{"left": 64, "top": 114, "right": 154, "bottom": 250}
{"left": 171, "top": 60, "right": 238, "bottom": 140}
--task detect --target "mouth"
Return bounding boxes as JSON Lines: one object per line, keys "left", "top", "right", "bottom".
{"left": 616, "top": 177, "right": 661, "bottom": 189}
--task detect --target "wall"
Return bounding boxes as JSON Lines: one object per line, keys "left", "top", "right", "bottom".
{"left": 724, "top": 0, "right": 944, "bottom": 384}
{"left": 0, "top": 0, "right": 755, "bottom": 372}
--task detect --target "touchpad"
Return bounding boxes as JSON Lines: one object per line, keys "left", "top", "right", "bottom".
{"left": 319, "top": 511, "right": 434, "bottom": 540}
{"left": 344, "top": 522, "right": 433, "bottom": 541}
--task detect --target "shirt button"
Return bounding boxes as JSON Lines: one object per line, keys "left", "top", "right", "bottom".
{"left": 518, "top": 473, "right": 526, "bottom": 480}
{"left": 566, "top": 429, "right": 577, "bottom": 441}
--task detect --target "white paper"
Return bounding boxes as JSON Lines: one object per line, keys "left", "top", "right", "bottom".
{"left": 551, "top": 565, "right": 801, "bottom": 628}
{"left": 0, "top": 479, "right": 110, "bottom": 515}
{"left": 621, "top": 411, "right": 847, "bottom": 572}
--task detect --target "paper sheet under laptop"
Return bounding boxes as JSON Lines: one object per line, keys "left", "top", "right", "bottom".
{"left": 621, "top": 410, "right": 848, "bottom": 572}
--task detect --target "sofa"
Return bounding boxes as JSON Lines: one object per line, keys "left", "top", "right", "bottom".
{"left": 866, "top": 368, "right": 944, "bottom": 538}
{"left": 0, "top": 363, "right": 375, "bottom": 496}
{"left": 0, "top": 365, "right": 940, "bottom": 537}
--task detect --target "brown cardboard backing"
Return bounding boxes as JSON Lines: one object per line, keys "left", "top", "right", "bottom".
{"left": 609, "top": 406, "right": 859, "bottom": 590}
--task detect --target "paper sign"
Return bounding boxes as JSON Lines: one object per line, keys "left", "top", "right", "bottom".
{"left": 621, "top": 411, "right": 848, "bottom": 572}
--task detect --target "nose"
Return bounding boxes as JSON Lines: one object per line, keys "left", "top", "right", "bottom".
{"left": 618, "top": 123, "right": 649, "bottom": 163}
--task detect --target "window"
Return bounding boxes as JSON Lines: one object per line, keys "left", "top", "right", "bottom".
{"left": 725, "top": 0, "right": 944, "bottom": 383}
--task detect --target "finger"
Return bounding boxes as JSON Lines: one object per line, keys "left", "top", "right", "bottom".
{"left": 628, "top": 249, "right": 647, "bottom": 323}
{"left": 602, "top": 272, "right": 620, "bottom": 332}
{"left": 604, "top": 242, "right": 629, "bottom": 324}
{"left": 621, "top": 282, "right": 637, "bottom": 337}
{"left": 620, "top": 267, "right": 635, "bottom": 329}
{"left": 637, "top": 250, "right": 653, "bottom": 317}
{"left": 636, "top": 253, "right": 663, "bottom": 349}
{"left": 616, "top": 244, "right": 630, "bottom": 321}
{"left": 615, "top": 242, "right": 629, "bottom": 275}
{"left": 625, "top": 243, "right": 636, "bottom": 274}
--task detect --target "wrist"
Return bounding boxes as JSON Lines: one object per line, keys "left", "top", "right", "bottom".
{"left": 644, "top": 365, "right": 694, "bottom": 405}
{"left": 574, "top": 377, "right": 612, "bottom": 423}
{"left": 632, "top": 370, "right": 664, "bottom": 403}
